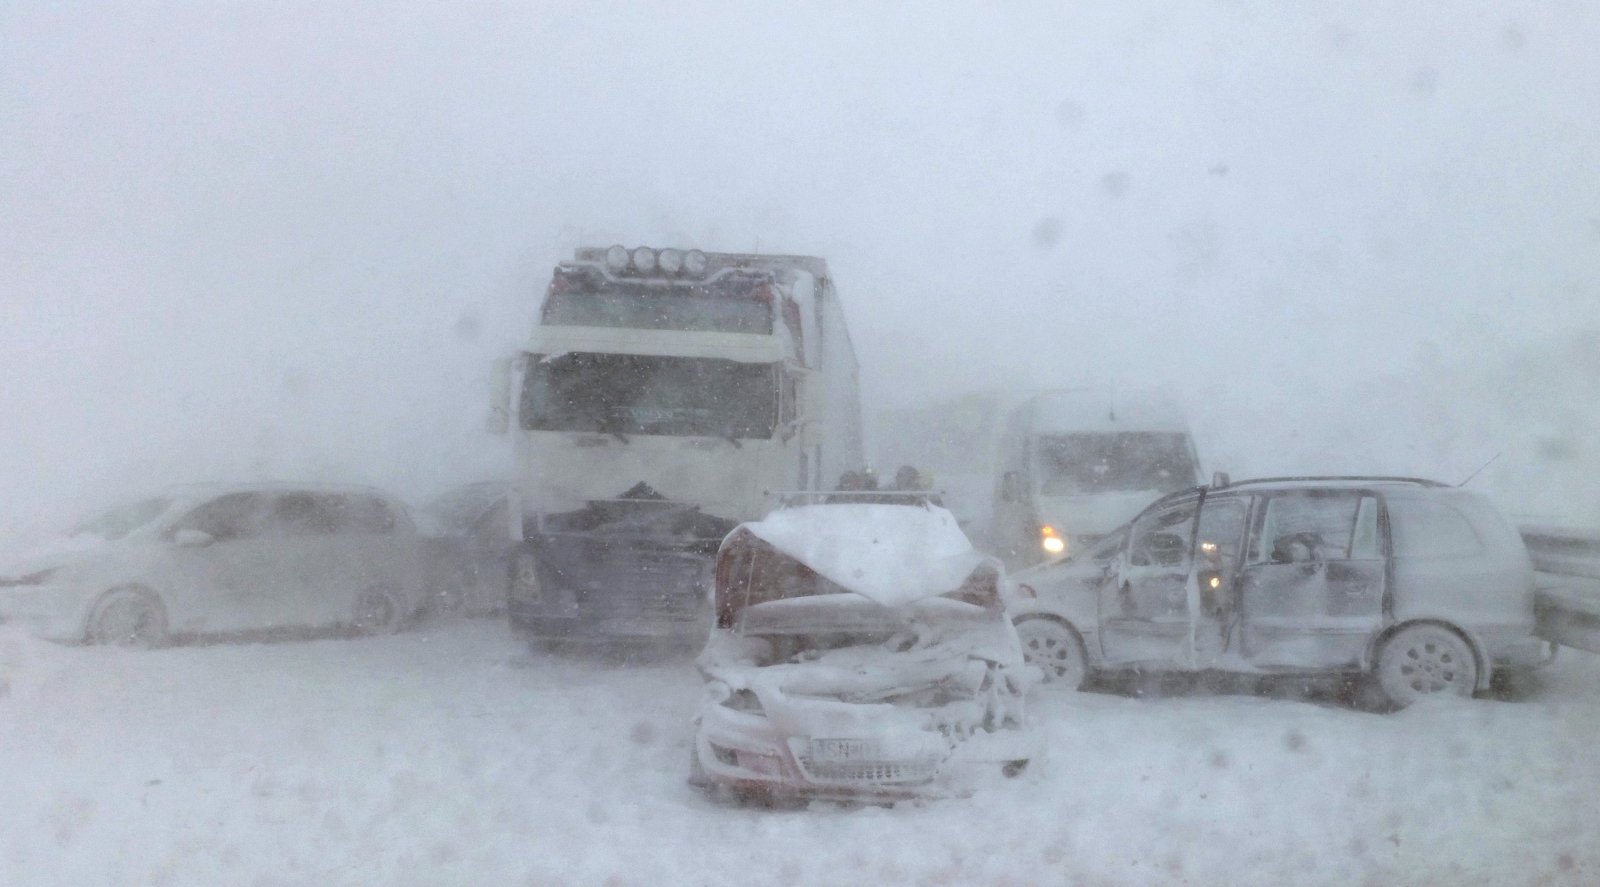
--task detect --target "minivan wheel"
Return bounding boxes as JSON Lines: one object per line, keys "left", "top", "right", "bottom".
{"left": 88, "top": 588, "right": 168, "bottom": 649}
{"left": 1376, "top": 624, "right": 1478, "bottom": 707}
{"left": 352, "top": 588, "right": 404, "bottom": 635}
{"left": 1015, "top": 617, "right": 1088, "bottom": 690}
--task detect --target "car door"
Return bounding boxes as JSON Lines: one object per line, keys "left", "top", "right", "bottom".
{"left": 263, "top": 491, "right": 355, "bottom": 628}
{"left": 1237, "top": 491, "right": 1386, "bottom": 669}
{"left": 1098, "top": 494, "right": 1251, "bottom": 668}
{"left": 165, "top": 492, "right": 288, "bottom": 633}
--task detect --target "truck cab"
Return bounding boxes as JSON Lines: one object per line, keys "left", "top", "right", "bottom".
{"left": 493, "top": 247, "right": 862, "bottom": 646}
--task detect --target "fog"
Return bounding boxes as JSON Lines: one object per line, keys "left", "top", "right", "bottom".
{"left": 4, "top": 2, "right": 1597, "bottom": 530}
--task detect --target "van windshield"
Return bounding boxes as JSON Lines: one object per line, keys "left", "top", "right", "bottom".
{"left": 1035, "top": 432, "right": 1197, "bottom": 496}
{"left": 521, "top": 352, "right": 779, "bottom": 439}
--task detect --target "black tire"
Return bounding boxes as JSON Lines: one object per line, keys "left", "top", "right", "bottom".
{"left": 87, "top": 588, "right": 168, "bottom": 649}
{"left": 1376, "top": 623, "right": 1478, "bottom": 708}
{"left": 352, "top": 587, "right": 404, "bottom": 635}
{"left": 1015, "top": 616, "right": 1089, "bottom": 690}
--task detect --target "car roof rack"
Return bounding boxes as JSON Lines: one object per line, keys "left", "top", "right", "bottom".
{"left": 1216, "top": 476, "right": 1450, "bottom": 489}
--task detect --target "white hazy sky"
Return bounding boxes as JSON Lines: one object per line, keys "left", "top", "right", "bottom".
{"left": 2, "top": 1, "right": 1597, "bottom": 528}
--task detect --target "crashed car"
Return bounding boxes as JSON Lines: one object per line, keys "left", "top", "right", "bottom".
{"left": 0, "top": 484, "right": 427, "bottom": 647}
{"left": 690, "top": 500, "right": 1043, "bottom": 802}
{"left": 1008, "top": 476, "right": 1552, "bottom": 707}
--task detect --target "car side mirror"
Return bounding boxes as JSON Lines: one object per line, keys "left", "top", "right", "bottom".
{"left": 173, "top": 529, "right": 215, "bottom": 547}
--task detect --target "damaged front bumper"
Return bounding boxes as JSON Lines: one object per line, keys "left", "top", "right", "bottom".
{"left": 690, "top": 694, "right": 1044, "bottom": 802}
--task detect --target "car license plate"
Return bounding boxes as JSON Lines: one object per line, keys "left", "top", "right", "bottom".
{"left": 810, "top": 738, "right": 882, "bottom": 761}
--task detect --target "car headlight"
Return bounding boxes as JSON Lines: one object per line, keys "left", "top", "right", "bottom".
{"left": 0, "top": 567, "right": 59, "bottom": 588}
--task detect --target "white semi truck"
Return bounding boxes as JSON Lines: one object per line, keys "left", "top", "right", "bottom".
{"left": 491, "top": 246, "right": 863, "bottom": 646}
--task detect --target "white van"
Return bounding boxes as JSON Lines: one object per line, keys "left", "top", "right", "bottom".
{"left": 987, "top": 390, "right": 1200, "bottom": 570}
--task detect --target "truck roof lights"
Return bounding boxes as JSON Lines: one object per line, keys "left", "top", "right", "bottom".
{"left": 658, "top": 248, "right": 684, "bottom": 274}
{"left": 684, "top": 249, "right": 708, "bottom": 276}
{"left": 605, "top": 245, "right": 630, "bottom": 273}
{"left": 631, "top": 247, "right": 657, "bottom": 273}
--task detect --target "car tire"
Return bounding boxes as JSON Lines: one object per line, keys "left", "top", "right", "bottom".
{"left": 1015, "top": 616, "right": 1088, "bottom": 690}
{"left": 352, "top": 587, "right": 405, "bottom": 635}
{"left": 1376, "top": 623, "right": 1478, "bottom": 708}
{"left": 87, "top": 587, "right": 168, "bottom": 649}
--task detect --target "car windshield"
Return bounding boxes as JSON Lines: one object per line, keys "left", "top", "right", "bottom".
{"left": 520, "top": 352, "right": 778, "bottom": 439}
{"left": 541, "top": 266, "right": 774, "bottom": 334}
{"left": 1035, "top": 432, "right": 1197, "bottom": 495}
{"left": 71, "top": 498, "right": 172, "bottom": 540}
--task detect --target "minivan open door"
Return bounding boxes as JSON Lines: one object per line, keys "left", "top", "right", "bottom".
{"left": 1237, "top": 492, "right": 1386, "bottom": 669}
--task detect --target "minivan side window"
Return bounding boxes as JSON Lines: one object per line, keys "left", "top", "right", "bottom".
{"left": 1389, "top": 498, "right": 1483, "bottom": 558}
{"left": 1128, "top": 502, "right": 1196, "bottom": 567}
{"left": 1249, "top": 492, "right": 1372, "bottom": 564}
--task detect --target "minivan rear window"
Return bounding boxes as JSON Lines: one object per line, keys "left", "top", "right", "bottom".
{"left": 1389, "top": 499, "right": 1483, "bottom": 559}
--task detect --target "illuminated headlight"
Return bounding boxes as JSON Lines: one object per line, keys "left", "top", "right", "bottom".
{"left": 605, "top": 244, "right": 630, "bottom": 272}
{"left": 657, "top": 248, "right": 684, "bottom": 274}
{"left": 683, "top": 249, "right": 708, "bottom": 276}
{"left": 631, "top": 247, "right": 657, "bottom": 273}
{"left": 1040, "top": 525, "right": 1066, "bottom": 555}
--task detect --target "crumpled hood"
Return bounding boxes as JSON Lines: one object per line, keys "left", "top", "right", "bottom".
{"left": 698, "top": 614, "right": 1027, "bottom": 750}
{"left": 739, "top": 504, "right": 994, "bottom": 607}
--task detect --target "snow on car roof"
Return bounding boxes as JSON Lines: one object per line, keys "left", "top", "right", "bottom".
{"left": 740, "top": 504, "right": 993, "bottom": 608}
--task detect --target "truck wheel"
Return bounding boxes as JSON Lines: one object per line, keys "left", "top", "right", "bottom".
{"left": 1376, "top": 624, "right": 1477, "bottom": 708}
{"left": 1015, "top": 616, "right": 1088, "bottom": 690}
{"left": 88, "top": 587, "right": 168, "bottom": 649}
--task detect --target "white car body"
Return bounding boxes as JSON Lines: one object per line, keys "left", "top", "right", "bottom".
{"left": 692, "top": 503, "right": 1043, "bottom": 801}
{"left": 0, "top": 484, "right": 426, "bottom": 644}
{"left": 1007, "top": 477, "right": 1551, "bottom": 704}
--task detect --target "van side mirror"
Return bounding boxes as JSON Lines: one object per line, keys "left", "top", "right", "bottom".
{"left": 488, "top": 356, "right": 514, "bottom": 435}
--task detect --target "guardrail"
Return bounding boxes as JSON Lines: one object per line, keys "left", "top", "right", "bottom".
{"left": 1520, "top": 524, "right": 1600, "bottom": 581}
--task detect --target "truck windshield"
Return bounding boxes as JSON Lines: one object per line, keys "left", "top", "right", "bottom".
{"left": 541, "top": 267, "right": 774, "bottom": 334}
{"left": 1035, "top": 432, "right": 1196, "bottom": 496}
{"left": 521, "top": 353, "right": 779, "bottom": 439}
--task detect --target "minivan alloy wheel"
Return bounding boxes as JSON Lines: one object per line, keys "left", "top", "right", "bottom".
{"left": 1015, "top": 617, "right": 1088, "bottom": 690}
{"left": 1377, "top": 624, "right": 1477, "bottom": 707}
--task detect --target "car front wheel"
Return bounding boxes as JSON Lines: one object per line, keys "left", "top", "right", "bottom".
{"left": 88, "top": 588, "right": 168, "bottom": 649}
{"left": 1015, "top": 616, "right": 1088, "bottom": 690}
{"left": 1376, "top": 623, "right": 1478, "bottom": 708}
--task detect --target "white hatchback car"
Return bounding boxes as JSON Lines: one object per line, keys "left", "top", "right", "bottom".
{"left": 0, "top": 484, "right": 427, "bottom": 647}
{"left": 1007, "top": 477, "right": 1552, "bottom": 708}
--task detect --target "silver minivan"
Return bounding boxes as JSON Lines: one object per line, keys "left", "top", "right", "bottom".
{"left": 1006, "top": 477, "right": 1551, "bottom": 708}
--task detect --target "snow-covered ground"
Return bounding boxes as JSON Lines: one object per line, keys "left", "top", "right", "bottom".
{"left": 3, "top": 618, "right": 1598, "bottom": 887}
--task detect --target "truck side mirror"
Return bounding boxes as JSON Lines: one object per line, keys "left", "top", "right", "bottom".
{"left": 1211, "top": 472, "right": 1231, "bottom": 488}
{"left": 487, "top": 356, "right": 513, "bottom": 435}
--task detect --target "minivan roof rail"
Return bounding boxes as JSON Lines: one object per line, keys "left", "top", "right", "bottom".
{"left": 1216, "top": 475, "right": 1451, "bottom": 489}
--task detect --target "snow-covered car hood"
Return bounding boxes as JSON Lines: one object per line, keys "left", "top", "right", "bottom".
{"left": 0, "top": 534, "right": 117, "bottom": 583}
{"left": 698, "top": 594, "right": 1028, "bottom": 746}
{"left": 736, "top": 503, "right": 994, "bottom": 607}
